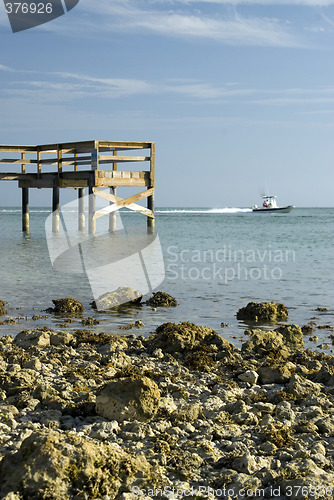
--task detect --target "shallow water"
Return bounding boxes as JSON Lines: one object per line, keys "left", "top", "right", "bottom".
{"left": 0, "top": 206, "right": 333, "bottom": 352}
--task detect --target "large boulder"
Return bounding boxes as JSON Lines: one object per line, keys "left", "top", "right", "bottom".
{"left": 0, "top": 429, "right": 152, "bottom": 499}
{"left": 92, "top": 287, "right": 142, "bottom": 310}
{"left": 237, "top": 301, "right": 288, "bottom": 324}
{"left": 96, "top": 376, "right": 161, "bottom": 422}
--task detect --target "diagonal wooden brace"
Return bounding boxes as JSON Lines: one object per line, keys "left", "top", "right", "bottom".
{"left": 92, "top": 187, "right": 154, "bottom": 220}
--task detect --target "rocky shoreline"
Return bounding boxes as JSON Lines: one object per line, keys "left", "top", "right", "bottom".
{"left": 0, "top": 301, "right": 334, "bottom": 499}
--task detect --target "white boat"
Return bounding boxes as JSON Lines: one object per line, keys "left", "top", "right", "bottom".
{"left": 252, "top": 195, "right": 294, "bottom": 213}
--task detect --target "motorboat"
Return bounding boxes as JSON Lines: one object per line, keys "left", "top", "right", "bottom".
{"left": 252, "top": 195, "right": 294, "bottom": 213}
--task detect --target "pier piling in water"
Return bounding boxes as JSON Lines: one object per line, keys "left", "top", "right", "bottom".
{"left": 52, "top": 186, "right": 60, "bottom": 233}
{"left": 78, "top": 188, "right": 85, "bottom": 231}
{"left": 21, "top": 187, "right": 29, "bottom": 233}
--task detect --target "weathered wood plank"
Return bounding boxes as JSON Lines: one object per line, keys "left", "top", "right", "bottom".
{"left": 98, "top": 155, "right": 150, "bottom": 162}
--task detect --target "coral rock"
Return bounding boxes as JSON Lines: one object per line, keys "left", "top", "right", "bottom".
{"left": 237, "top": 301, "right": 288, "bottom": 324}
{"left": 96, "top": 376, "right": 161, "bottom": 422}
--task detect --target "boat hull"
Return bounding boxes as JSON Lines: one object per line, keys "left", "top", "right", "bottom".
{"left": 252, "top": 205, "right": 294, "bottom": 213}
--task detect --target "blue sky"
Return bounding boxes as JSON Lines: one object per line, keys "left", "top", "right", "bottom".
{"left": 0, "top": 0, "right": 334, "bottom": 207}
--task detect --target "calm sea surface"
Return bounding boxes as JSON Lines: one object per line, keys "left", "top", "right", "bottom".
{"left": 0, "top": 206, "right": 333, "bottom": 352}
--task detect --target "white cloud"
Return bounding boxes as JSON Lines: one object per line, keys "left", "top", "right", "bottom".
{"left": 62, "top": 0, "right": 309, "bottom": 48}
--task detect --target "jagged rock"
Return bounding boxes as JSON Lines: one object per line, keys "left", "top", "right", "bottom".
{"left": 238, "top": 370, "right": 259, "bottom": 385}
{"left": 92, "top": 287, "right": 142, "bottom": 310}
{"left": 0, "top": 300, "right": 7, "bottom": 316}
{"left": 145, "top": 292, "right": 178, "bottom": 308}
{"left": 237, "top": 301, "right": 288, "bottom": 324}
{"left": 258, "top": 364, "right": 292, "bottom": 384}
{"left": 278, "top": 458, "right": 334, "bottom": 499}
{"left": 96, "top": 376, "right": 161, "bottom": 422}
{"left": 14, "top": 330, "right": 50, "bottom": 349}
{"left": 50, "top": 331, "right": 74, "bottom": 346}
{"left": 315, "top": 417, "right": 334, "bottom": 435}
{"left": 1, "top": 369, "right": 37, "bottom": 396}
{"left": 275, "top": 324, "right": 304, "bottom": 349}
{"left": 275, "top": 401, "right": 295, "bottom": 421}
{"left": 147, "top": 322, "right": 233, "bottom": 356}
{"left": 243, "top": 325, "right": 303, "bottom": 358}
{"left": 0, "top": 429, "right": 152, "bottom": 499}
{"left": 51, "top": 297, "right": 84, "bottom": 316}
{"left": 287, "top": 374, "right": 323, "bottom": 399}
{"left": 232, "top": 452, "right": 271, "bottom": 475}
{"left": 242, "top": 329, "right": 290, "bottom": 359}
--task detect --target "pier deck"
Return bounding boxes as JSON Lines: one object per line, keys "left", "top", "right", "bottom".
{"left": 0, "top": 140, "right": 155, "bottom": 233}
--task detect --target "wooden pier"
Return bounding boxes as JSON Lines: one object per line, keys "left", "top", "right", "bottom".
{"left": 0, "top": 140, "right": 155, "bottom": 233}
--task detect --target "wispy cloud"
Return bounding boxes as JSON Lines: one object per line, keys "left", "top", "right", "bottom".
{"left": 2, "top": 66, "right": 334, "bottom": 105}
{"left": 39, "top": 0, "right": 313, "bottom": 48}
{"left": 147, "top": 0, "right": 334, "bottom": 4}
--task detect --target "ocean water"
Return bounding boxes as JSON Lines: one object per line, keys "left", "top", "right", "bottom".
{"left": 0, "top": 206, "right": 333, "bottom": 352}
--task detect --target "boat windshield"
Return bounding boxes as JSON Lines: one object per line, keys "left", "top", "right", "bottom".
{"left": 262, "top": 196, "right": 277, "bottom": 208}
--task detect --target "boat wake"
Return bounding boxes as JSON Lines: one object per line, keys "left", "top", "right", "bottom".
{"left": 207, "top": 208, "right": 252, "bottom": 214}
{"left": 156, "top": 208, "right": 252, "bottom": 214}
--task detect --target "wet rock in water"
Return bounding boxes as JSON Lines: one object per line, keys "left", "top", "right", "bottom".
{"left": 0, "top": 317, "right": 16, "bottom": 325}
{"left": 119, "top": 320, "right": 144, "bottom": 331}
{"left": 96, "top": 376, "right": 161, "bottom": 422}
{"left": 302, "top": 324, "right": 315, "bottom": 334}
{"left": 237, "top": 301, "right": 288, "bottom": 324}
{"left": 0, "top": 300, "right": 7, "bottom": 316}
{"left": 92, "top": 287, "right": 142, "bottom": 310}
{"left": 51, "top": 297, "right": 84, "bottom": 316}
{"left": 145, "top": 291, "right": 178, "bottom": 308}
{"left": 81, "top": 316, "right": 99, "bottom": 326}
{"left": 0, "top": 429, "right": 152, "bottom": 499}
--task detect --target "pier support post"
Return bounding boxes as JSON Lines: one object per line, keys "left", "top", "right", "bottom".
{"left": 52, "top": 187, "right": 60, "bottom": 233}
{"left": 22, "top": 188, "right": 29, "bottom": 233}
{"left": 147, "top": 193, "right": 155, "bottom": 234}
{"left": 109, "top": 187, "right": 116, "bottom": 232}
{"left": 89, "top": 185, "right": 96, "bottom": 235}
{"left": 78, "top": 188, "right": 85, "bottom": 231}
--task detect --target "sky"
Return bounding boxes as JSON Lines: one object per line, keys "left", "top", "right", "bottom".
{"left": 0, "top": 0, "right": 334, "bottom": 207}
